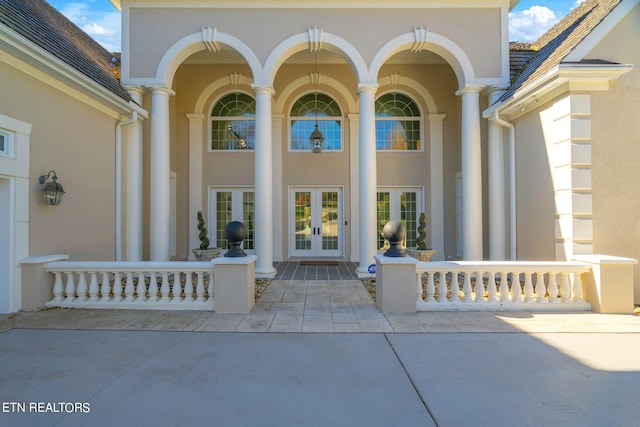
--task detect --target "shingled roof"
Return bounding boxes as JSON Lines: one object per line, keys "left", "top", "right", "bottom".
{"left": 0, "top": 0, "right": 131, "bottom": 102}
{"left": 500, "top": 0, "right": 623, "bottom": 103}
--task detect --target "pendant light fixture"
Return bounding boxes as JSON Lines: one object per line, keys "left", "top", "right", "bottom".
{"left": 309, "top": 51, "right": 325, "bottom": 153}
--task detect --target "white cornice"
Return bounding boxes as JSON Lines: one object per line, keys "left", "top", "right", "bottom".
{"left": 0, "top": 25, "right": 144, "bottom": 119}
{"left": 484, "top": 62, "right": 633, "bottom": 120}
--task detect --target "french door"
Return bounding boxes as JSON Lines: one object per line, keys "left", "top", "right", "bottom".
{"left": 209, "top": 187, "right": 255, "bottom": 253}
{"left": 377, "top": 187, "right": 423, "bottom": 250}
{"left": 290, "top": 187, "right": 343, "bottom": 257}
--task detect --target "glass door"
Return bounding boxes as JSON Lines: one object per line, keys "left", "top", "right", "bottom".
{"left": 209, "top": 187, "right": 255, "bottom": 253}
{"left": 290, "top": 188, "right": 342, "bottom": 257}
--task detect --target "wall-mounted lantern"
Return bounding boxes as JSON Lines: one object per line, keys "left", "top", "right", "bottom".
{"left": 38, "top": 170, "right": 65, "bottom": 206}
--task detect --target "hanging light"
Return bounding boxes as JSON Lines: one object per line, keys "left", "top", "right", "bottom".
{"left": 309, "top": 51, "right": 324, "bottom": 153}
{"left": 38, "top": 170, "right": 65, "bottom": 206}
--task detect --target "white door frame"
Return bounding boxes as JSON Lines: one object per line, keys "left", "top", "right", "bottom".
{"left": 288, "top": 186, "right": 344, "bottom": 258}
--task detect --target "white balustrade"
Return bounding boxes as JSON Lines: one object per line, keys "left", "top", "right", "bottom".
{"left": 45, "top": 262, "right": 215, "bottom": 310}
{"left": 416, "top": 261, "right": 592, "bottom": 311}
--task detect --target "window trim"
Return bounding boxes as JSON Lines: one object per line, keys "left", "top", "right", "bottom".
{"left": 375, "top": 91, "right": 424, "bottom": 153}
{"left": 0, "top": 129, "right": 13, "bottom": 158}
{"left": 288, "top": 91, "right": 344, "bottom": 153}
{"left": 208, "top": 91, "right": 256, "bottom": 153}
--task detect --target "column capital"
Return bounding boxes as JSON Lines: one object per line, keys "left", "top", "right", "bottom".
{"left": 123, "top": 85, "right": 146, "bottom": 97}
{"left": 147, "top": 85, "right": 175, "bottom": 96}
{"left": 484, "top": 85, "right": 509, "bottom": 103}
{"left": 428, "top": 113, "right": 447, "bottom": 122}
{"left": 185, "top": 113, "right": 205, "bottom": 122}
{"left": 356, "top": 83, "right": 379, "bottom": 95}
{"left": 455, "top": 84, "right": 484, "bottom": 96}
{"left": 251, "top": 84, "right": 275, "bottom": 96}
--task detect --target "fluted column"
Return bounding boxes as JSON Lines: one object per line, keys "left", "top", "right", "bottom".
{"left": 356, "top": 84, "right": 378, "bottom": 275}
{"left": 458, "top": 85, "right": 483, "bottom": 260}
{"left": 127, "top": 87, "right": 144, "bottom": 261}
{"left": 487, "top": 87, "right": 507, "bottom": 260}
{"left": 149, "top": 85, "right": 173, "bottom": 261}
{"left": 252, "top": 84, "right": 276, "bottom": 277}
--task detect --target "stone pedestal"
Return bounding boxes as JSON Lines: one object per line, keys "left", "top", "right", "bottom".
{"left": 375, "top": 255, "right": 418, "bottom": 313}
{"left": 574, "top": 254, "right": 637, "bottom": 313}
{"left": 212, "top": 255, "right": 256, "bottom": 313}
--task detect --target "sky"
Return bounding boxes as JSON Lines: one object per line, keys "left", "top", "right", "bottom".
{"left": 49, "top": 0, "right": 587, "bottom": 53}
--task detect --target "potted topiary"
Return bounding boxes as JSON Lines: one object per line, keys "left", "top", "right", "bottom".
{"left": 406, "top": 212, "right": 437, "bottom": 261}
{"left": 192, "top": 211, "right": 221, "bottom": 261}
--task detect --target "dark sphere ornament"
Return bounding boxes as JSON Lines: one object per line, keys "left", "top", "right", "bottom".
{"left": 224, "top": 221, "right": 247, "bottom": 257}
{"left": 383, "top": 221, "right": 407, "bottom": 257}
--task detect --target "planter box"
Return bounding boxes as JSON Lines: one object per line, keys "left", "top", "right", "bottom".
{"left": 192, "top": 248, "right": 221, "bottom": 261}
{"left": 406, "top": 248, "right": 437, "bottom": 262}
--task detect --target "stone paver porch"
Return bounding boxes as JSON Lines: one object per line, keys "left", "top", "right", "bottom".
{"left": 3, "top": 279, "right": 638, "bottom": 334}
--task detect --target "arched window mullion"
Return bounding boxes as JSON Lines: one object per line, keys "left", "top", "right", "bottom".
{"left": 210, "top": 92, "right": 256, "bottom": 151}
{"left": 375, "top": 92, "right": 422, "bottom": 151}
{"left": 290, "top": 92, "right": 343, "bottom": 152}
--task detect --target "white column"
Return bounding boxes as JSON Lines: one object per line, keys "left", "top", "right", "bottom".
{"left": 487, "top": 88, "right": 507, "bottom": 260}
{"left": 356, "top": 84, "right": 378, "bottom": 275}
{"left": 429, "top": 113, "right": 446, "bottom": 261}
{"left": 272, "top": 113, "right": 284, "bottom": 262}
{"left": 149, "top": 86, "right": 173, "bottom": 261}
{"left": 186, "top": 113, "right": 204, "bottom": 260}
{"left": 348, "top": 113, "right": 360, "bottom": 263}
{"left": 458, "top": 85, "right": 483, "bottom": 260}
{"left": 252, "top": 85, "right": 276, "bottom": 277}
{"left": 127, "top": 87, "right": 144, "bottom": 261}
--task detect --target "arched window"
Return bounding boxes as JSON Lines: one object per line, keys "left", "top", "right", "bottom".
{"left": 375, "top": 92, "right": 422, "bottom": 151}
{"left": 290, "top": 93, "right": 342, "bottom": 151}
{"left": 210, "top": 92, "right": 255, "bottom": 150}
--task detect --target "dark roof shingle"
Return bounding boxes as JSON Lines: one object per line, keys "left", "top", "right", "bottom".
{"left": 501, "top": 0, "right": 623, "bottom": 103}
{"left": 0, "top": 0, "right": 131, "bottom": 102}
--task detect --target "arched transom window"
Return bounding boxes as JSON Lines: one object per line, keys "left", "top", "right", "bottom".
{"left": 290, "top": 93, "right": 342, "bottom": 151}
{"left": 375, "top": 92, "right": 422, "bottom": 151}
{"left": 211, "top": 92, "right": 255, "bottom": 150}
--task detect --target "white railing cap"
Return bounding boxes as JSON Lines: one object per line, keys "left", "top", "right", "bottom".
{"left": 573, "top": 254, "right": 639, "bottom": 265}
{"left": 21, "top": 254, "right": 70, "bottom": 264}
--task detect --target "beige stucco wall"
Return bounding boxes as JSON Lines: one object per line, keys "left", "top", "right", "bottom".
{"left": 127, "top": 6, "right": 503, "bottom": 81}
{"left": 586, "top": 4, "right": 640, "bottom": 302}
{"left": 0, "top": 62, "right": 117, "bottom": 260}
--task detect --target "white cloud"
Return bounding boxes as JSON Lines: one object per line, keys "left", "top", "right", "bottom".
{"left": 509, "top": 6, "right": 560, "bottom": 42}
{"left": 59, "top": 2, "right": 121, "bottom": 52}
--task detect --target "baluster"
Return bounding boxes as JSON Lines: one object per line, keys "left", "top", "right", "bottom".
{"left": 113, "top": 272, "right": 123, "bottom": 300}
{"left": 416, "top": 273, "right": 424, "bottom": 303}
{"left": 87, "top": 272, "right": 99, "bottom": 302}
{"left": 547, "top": 272, "right": 559, "bottom": 302}
{"left": 159, "top": 272, "right": 170, "bottom": 303}
{"left": 136, "top": 271, "right": 147, "bottom": 301}
{"left": 450, "top": 271, "right": 461, "bottom": 302}
{"left": 148, "top": 272, "right": 158, "bottom": 302}
{"left": 195, "top": 272, "right": 205, "bottom": 302}
{"left": 438, "top": 271, "right": 448, "bottom": 302}
{"left": 486, "top": 271, "right": 498, "bottom": 302}
{"left": 512, "top": 272, "right": 523, "bottom": 303}
{"left": 498, "top": 271, "right": 509, "bottom": 303}
{"left": 462, "top": 271, "right": 473, "bottom": 302}
{"left": 172, "top": 271, "right": 182, "bottom": 303}
{"left": 474, "top": 271, "right": 485, "bottom": 303}
{"left": 534, "top": 272, "right": 546, "bottom": 302}
{"left": 522, "top": 272, "right": 534, "bottom": 302}
{"left": 64, "top": 272, "right": 76, "bottom": 303}
{"left": 76, "top": 272, "right": 88, "bottom": 302}
{"left": 51, "top": 272, "right": 64, "bottom": 303}
{"left": 559, "top": 272, "right": 571, "bottom": 302}
{"left": 184, "top": 271, "right": 194, "bottom": 302}
{"left": 123, "top": 272, "right": 135, "bottom": 302}
{"left": 207, "top": 272, "right": 214, "bottom": 301}
{"left": 100, "top": 272, "right": 111, "bottom": 301}
{"left": 572, "top": 271, "right": 584, "bottom": 302}
{"left": 426, "top": 272, "right": 436, "bottom": 303}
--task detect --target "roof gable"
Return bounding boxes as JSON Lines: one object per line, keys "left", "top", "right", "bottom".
{"left": 501, "top": 0, "right": 623, "bottom": 102}
{"left": 0, "top": 0, "right": 131, "bottom": 102}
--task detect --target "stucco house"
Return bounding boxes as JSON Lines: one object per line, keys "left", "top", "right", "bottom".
{"left": 0, "top": 0, "right": 638, "bottom": 313}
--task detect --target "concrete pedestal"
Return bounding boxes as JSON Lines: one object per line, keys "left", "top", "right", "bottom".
{"left": 212, "top": 255, "right": 257, "bottom": 314}
{"left": 375, "top": 255, "right": 418, "bottom": 313}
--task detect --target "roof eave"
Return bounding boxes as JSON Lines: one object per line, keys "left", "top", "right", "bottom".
{"left": 0, "top": 24, "right": 143, "bottom": 118}
{"left": 483, "top": 62, "right": 633, "bottom": 120}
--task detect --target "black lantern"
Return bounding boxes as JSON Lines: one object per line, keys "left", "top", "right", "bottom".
{"left": 39, "top": 171, "right": 65, "bottom": 206}
{"left": 309, "top": 51, "right": 324, "bottom": 153}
